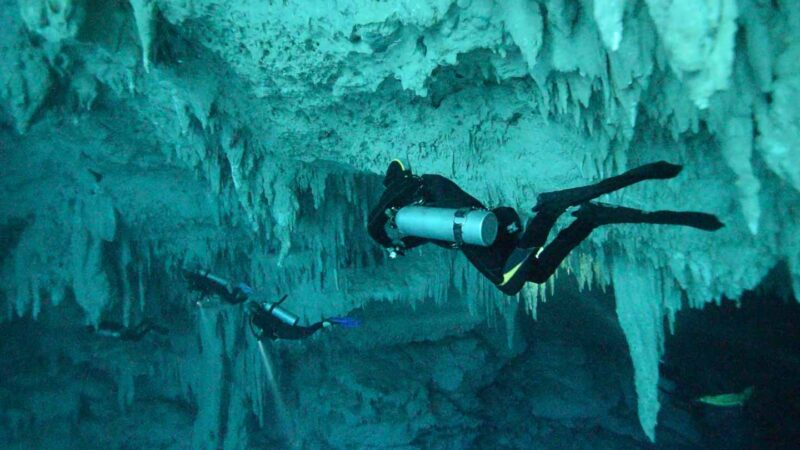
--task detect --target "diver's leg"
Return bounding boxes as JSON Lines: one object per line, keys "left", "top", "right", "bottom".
{"left": 529, "top": 203, "right": 723, "bottom": 283}
{"left": 128, "top": 322, "right": 154, "bottom": 341}
{"left": 527, "top": 220, "right": 596, "bottom": 283}
{"left": 518, "top": 209, "right": 562, "bottom": 248}
{"left": 282, "top": 322, "right": 325, "bottom": 340}
{"left": 495, "top": 160, "right": 685, "bottom": 295}
{"left": 572, "top": 202, "right": 724, "bottom": 231}
{"left": 533, "top": 161, "right": 683, "bottom": 213}
{"left": 496, "top": 218, "right": 597, "bottom": 294}
{"left": 120, "top": 323, "right": 146, "bottom": 341}
{"left": 501, "top": 201, "right": 723, "bottom": 292}
{"left": 496, "top": 208, "right": 565, "bottom": 295}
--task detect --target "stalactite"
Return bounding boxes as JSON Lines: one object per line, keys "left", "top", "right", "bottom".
{"left": 192, "top": 306, "right": 225, "bottom": 449}
{"left": 611, "top": 250, "right": 683, "bottom": 442}
{"left": 129, "top": 0, "right": 156, "bottom": 73}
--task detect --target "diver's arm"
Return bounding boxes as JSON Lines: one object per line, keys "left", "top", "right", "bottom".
{"left": 367, "top": 175, "right": 424, "bottom": 247}
{"left": 367, "top": 196, "right": 395, "bottom": 247}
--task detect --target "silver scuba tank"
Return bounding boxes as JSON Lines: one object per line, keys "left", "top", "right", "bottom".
{"left": 394, "top": 206, "right": 498, "bottom": 247}
{"left": 264, "top": 303, "right": 299, "bottom": 326}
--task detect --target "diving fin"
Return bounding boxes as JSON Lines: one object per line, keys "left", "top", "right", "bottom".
{"left": 572, "top": 202, "right": 724, "bottom": 231}
{"left": 328, "top": 317, "right": 362, "bottom": 328}
{"left": 533, "top": 161, "right": 683, "bottom": 213}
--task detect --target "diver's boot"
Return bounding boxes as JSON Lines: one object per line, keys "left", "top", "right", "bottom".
{"left": 532, "top": 161, "right": 683, "bottom": 213}
{"left": 572, "top": 202, "right": 724, "bottom": 231}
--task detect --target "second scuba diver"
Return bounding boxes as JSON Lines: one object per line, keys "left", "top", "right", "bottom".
{"left": 368, "top": 160, "right": 723, "bottom": 296}
{"left": 90, "top": 319, "right": 168, "bottom": 341}
{"left": 184, "top": 269, "right": 359, "bottom": 341}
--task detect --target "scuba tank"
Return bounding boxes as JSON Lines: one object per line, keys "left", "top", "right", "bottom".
{"left": 394, "top": 206, "right": 498, "bottom": 247}
{"left": 262, "top": 294, "right": 299, "bottom": 326}
{"left": 248, "top": 295, "right": 300, "bottom": 340}
{"left": 249, "top": 295, "right": 299, "bottom": 327}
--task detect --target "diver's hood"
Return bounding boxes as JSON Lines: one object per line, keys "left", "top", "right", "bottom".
{"left": 384, "top": 159, "right": 412, "bottom": 187}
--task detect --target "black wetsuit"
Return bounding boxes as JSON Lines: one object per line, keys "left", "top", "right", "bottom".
{"left": 248, "top": 303, "right": 327, "bottom": 341}
{"left": 368, "top": 161, "right": 723, "bottom": 296}
{"left": 94, "top": 320, "right": 167, "bottom": 341}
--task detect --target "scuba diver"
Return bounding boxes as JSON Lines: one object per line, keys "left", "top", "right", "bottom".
{"left": 90, "top": 319, "right": 168, "bottom": 341}
{"left": 184, "top": 268, "right": 251, "bottom": 304}
{"left": 247, "top": 298, "right": 359, "bottom": 341}
{"left": 368, "top": 160, "right": 723, "bottom": 296}
{"left": 184, "top": 268, "right": 360, "bottom": 341}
